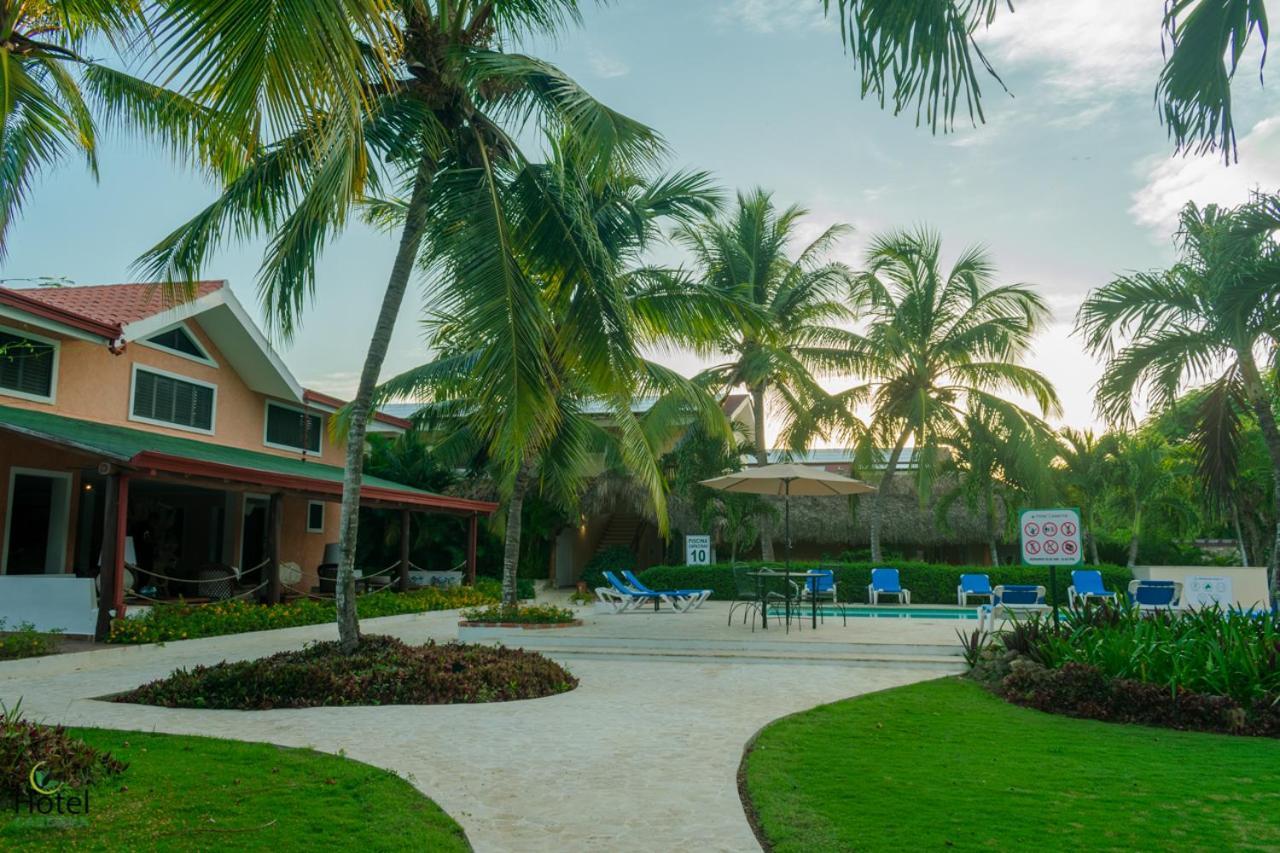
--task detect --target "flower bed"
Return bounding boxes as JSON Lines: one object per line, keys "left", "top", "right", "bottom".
{"left": 2, "top": 702, "right": 125, "bottom": 799}
{"left": 107, "top": 585, "right": 495, "bottom": 644}
{"left": 113, "top": 635, "right": 578, "bottom": 709}
{"left": 970, "top": 605, "right": 1280, "bottom": 737}
{"left": 459, "top": 603, "right": 579, "bottom": 627}
{"left": 0, "top": 620, "right": 61, "bottom": 660}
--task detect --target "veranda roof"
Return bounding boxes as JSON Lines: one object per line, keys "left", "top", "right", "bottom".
{"left": 0, "top": 404, "right": 495, "bottom": 515}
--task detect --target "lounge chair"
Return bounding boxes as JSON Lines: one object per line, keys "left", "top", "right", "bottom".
{"left": 868, "top": 568, "right": 910, "bottom": 605}
{"left": 799, "top": 569, "right": 847, "bottom": 626}
{"left": 599, "top": 571, "right": 702, "bottom": 613}
{"left": 1128, "top": 579, "right": 1182, "bottom": 613}
{"left": 981, "top": 584, "right": 1050, "bottom": 631}
{"left": 957, "top": 573, "right": 993, "bottom": 606}
{"left": 1067, "top": 570, "right": 1117, "bottom": 607}
{"left": 623, "top": 570, "right": 711, "bottom": 611}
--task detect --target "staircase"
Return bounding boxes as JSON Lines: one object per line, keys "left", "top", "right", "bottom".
{"left": 595, "top": 512, "right": 642, "bottom": 554}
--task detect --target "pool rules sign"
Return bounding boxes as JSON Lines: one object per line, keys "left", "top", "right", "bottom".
{"left": 1019, "top": 508, "right": 1084, "bottom": 566}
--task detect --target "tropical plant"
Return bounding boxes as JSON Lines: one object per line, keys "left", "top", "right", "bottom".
{"left": 138, "top": 1, "right": 663, "bottom": 646}
{"left": 0, "top": 0, "right": 247, "bottom": 258}
{"left": 850, "top": 228, "right": 1060, "bottom": 561}
{"left": 818, "top": 1, "right": 1269, "bottom": 161}
{"left": 1078, "top": 195, "right": 1280, "bottom": 587}
{"left": 680, "top": 189, "right": 860, "bottom": 559}
{"left": 1101, "top": 432, "right": 1198, "bottom": 569}
{"left": 371, "top": 141, "right": 734, "bottom": 605}
{"left": 1053, "top": 428, "right": 1118, "bottom": 565}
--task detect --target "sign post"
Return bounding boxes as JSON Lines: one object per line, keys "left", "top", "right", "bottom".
{"left": 685, "top": 534, "right": 712, "bottom": 566}
{"left": 1019, "top": 508, "right": 1084, "bottom": 627}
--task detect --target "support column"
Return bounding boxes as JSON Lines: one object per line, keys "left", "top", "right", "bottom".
{"left": 399, "top": 509, "right": 411, "bottom": 592}
{"left": 95, "top": 473, "right": 128, "bottom": 640}
{"left": 266, "top": 493, "right": 283, "bottom": 604}
{"left": 466, "top": 513, "right": 478, "bottom": 586}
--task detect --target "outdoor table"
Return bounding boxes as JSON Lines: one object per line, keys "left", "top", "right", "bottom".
{"left": 747, "top": 570, "right": 826, "bottom": 631}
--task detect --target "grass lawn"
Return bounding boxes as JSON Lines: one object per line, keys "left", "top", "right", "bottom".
{"left": 744, "top": 677, "right": 1280, "bottom": 852}
{"left": 2, "top": 729, "right": 469, "bottom": 852}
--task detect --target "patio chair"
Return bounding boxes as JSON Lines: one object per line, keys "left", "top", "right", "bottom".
{"left": 981, "top": 584, "right": 1050, "bottom": 631}
{"left": 957, "top": 573, "right": 993, "bottom": 606}
{"left": 1128, "top": 579, "right": 1182, "bottom": 613}
{"left": 622, "top": 570, "right": 711, "bottom": 611}
{"left": 1067, "top": 570, "right": 1117, "bottom": 607}
{"left": 867, "top": 568, "right": 910, "bottom": 605}
{"left": 799, "top": 569, "right": 847, "bottom": 626}
{"left": 728, "top": 565, "right": 788, "bottom": 630}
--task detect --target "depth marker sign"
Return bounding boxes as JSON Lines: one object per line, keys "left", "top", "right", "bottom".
{"left": 1019, "top": 508, "right": 1083, "bottom": 567}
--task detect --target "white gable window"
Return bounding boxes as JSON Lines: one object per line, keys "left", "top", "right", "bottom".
{"left": 142, "top": 323, "right": 215, "bottom": 366}
{"left": 264, "top": 401, "right": 322, "bottom": 454}
{"left": 0, "top": 327, "right": 58, "bottom": 403}
{"left": 130, "top": 366, "right": 216, "bottom": 434}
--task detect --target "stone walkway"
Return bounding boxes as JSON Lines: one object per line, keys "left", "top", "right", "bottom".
{"left": 0, "top": 606, "right": 960, "bottom": 851}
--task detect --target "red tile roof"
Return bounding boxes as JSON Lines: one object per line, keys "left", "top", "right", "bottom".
{"left": 12, "top": 281, "right": 225, "bottom": 329}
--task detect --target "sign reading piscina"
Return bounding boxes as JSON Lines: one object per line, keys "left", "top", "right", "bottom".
{"left": 685, "top": 534, "right": 711, "bottom": 566}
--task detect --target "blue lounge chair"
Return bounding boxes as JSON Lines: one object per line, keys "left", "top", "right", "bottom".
{"left": 622, "top": 570, "right": 711, "bottom": 611}
{"left": 1067, "top": 570, "right": 1116, "bottom": 607}
{"left": 981, "top": 584, "right": 1050, "bottom": 630}
{"left": 957, "top": 573, "right": 993, "bottom": 606}
{"left": 1128, "top": 579, "right": 1182, "bottom": 613}
{"left": 868, "top": 568, "right": 910, "bottom": 605}
{"left": 801, "top": 570, "right": 838, "bottom": 602}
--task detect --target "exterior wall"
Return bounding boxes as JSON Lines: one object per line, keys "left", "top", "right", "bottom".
{"left": 0, "top": 316, "right": 344, "bottom": 466}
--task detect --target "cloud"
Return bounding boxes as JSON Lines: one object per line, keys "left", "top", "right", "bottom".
{"left": 587, "top": 49, "right": 629, "bottom": 79}
{"left": 1130, "top": 117, "right": 1280, "bottom": 233}
{"left": 714, "top": 0, "right": 831, "bottom": 34}
{"left": 980, "top": 0, "right": 1164, "bottom": 99}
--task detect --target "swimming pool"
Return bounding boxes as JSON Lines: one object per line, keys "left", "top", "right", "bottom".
{"left": 766, "top": 605, "right": 981, "bottom": 620}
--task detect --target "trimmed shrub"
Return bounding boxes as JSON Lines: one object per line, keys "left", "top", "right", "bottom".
{"left": 579, "top": 545, "right": 637, "bottom": 592}
{"left": 638, "top": 560, "right": 1133, "bottom": 605}
{"left": 473, "top": 577, "right": 537, "bottom": 601}
{"left": 108, "top": 586, "right": 496, "bottom": 644}
{"left": 114, "top": 635, "right": 577, "bottom": 709}
{"left": 1, "top": 702, "right": 126, "bottom": 798}
{"left": 461, "top": 603, "right": 578, "bottom": 624}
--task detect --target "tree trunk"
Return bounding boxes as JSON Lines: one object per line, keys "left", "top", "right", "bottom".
{"left": 1233, "top": 504, "right": 1249, "bottom": 567}
{"left": 334, "top": 155, "right": 436, "bottom": 653}
{"left": 501, "top": 466, "right": 532, "bottom": 607}
{"left": 1127, "top": 508, "right": 1141, "bottom": 569}
{"left": 986, "top": 490, "right": 999, "bottom": 567}
{"left": 751, "top": 384, "right": 775, "bottom": 561}
{"left": 1236, "top": 352, "right": 1280, "bottom": 595}
{"left": 869, "top": 425, "right": 911, "bottom": 563}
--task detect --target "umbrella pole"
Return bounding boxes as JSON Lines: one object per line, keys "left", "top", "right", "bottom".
{"left": 784, "top": 481, "right": 791, "bottom": 570}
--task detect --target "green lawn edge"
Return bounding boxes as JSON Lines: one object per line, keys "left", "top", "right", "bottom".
{"left": 2, "top": 728, "right": 470, "bottom": 852}
{"left": 742, "top": 677, "right": 1280, "bottom": 853}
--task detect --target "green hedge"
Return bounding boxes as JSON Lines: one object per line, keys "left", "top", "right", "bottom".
{"left": 636, "top": 560, "right": 1133, "bottom": 606}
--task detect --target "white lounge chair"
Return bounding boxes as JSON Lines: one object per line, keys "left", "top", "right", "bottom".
{"left": 980, "top": 584, "right": 1051, "bottom": 631}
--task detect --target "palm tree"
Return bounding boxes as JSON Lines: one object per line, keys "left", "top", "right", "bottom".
{"left": 818, "top": 1, "right": 1269, "bottom": 161}
{"left": 1078, "top": 196, "right": 1280, "bottom": 589}
{"left": 679, "top": 189, "right": 859, "bottom": 560}
{"left": 1054, "top": 428, "right": 1118, "bottom": 565}
{"left": 137, "top": 2, "right": 662, "bottom": 646}
{"left": 370, "top": 143, "right": 732, "bottom": 605}
{"left": 1103, "top": 433, "right": 1196, "bottom": 569}
{"left": 1, "top": 0, "right": 247, "bottom": 258}
{"left": 850, "top": 228, "right": 1060, "bottom": 562}
{"left": 937, "top": 404, "right": 1053, "bottom": 566}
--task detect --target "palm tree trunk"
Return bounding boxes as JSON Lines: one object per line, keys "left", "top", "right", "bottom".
{"left": 501, "top": 465, "right": 533, "bottom": 607}
{"left": 1233, "top": 504, "right": 1249, "bottom": 567}
{"left": 869, "top": 426, "right": 911, "bottom": 563}
{"left": 1127, "top": 508, "right": 1141, "bottom": 569}
{"left": 985, "top": 486, "right": 999, "bottom": 567}
{"left": 1236, "top": 353, "right": 1280, "bottom": 594}
{"left": 334, "top": 155, "right": 436, "bottom": 653}
{"left": 751, "top": 384, "right": 775, "bottom": 561}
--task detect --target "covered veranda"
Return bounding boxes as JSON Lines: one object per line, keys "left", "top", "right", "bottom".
{"left": 0, "top": 405, "right": 497, "bottom": 637}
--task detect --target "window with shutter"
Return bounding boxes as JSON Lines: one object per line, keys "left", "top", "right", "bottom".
{"left": 0, "top": 329, "right": 57, "bottom": 401}
{"left": 131, "top": 368, "right": 215, "bottom": 432}
{"left": 264, "top": 402, "right": 322, "bottom": 453}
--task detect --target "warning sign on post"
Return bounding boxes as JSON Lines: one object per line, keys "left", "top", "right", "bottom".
{"left": 1020, "top": 508, "right": 1083, "bottom": 566}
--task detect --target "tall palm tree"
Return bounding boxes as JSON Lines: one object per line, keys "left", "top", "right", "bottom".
{"left": 819, "top": 1, "right": 1269, "bottom": 161}
{"left": 370, "top": 142, "right": 733, "bottom": 605}
{"left": 137, "top": 2, "right": 662, "bottom": 646}
{"left": 1103, "top": 433, "right": 1197, "bottom": 569}
{"left": 1054, "top": 428, "right": 1118, "bottom": 565}
{"left": 679, "top": 189, "right": 859, "bottom": 560}
{"left": 851, "top": 228, "right": 1060, "bottom": 561}
{"left": 0, "top": 0, "right": 247, "bottom": 258}
{"left": 1078, "top": 195, "right": 1280, "bottom": 589}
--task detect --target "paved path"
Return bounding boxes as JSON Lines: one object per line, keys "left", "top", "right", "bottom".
{"left": 0, "top": 607, "right": 957, "bottom": 851}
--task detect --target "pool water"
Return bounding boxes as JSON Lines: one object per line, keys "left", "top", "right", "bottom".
{"left": 766, "top": 605, "right": 981, "bottom": 620}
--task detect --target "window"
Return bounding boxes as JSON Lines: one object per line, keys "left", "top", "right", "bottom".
{"left": 264, "top": 402, "right": 322, "bottom": 454}
{"left": 144, "top": 324, "right": 213, "bottom": 364}
{"left": 130, "top": 367, "right": 215, "bottom": 433}
{"left": 0, "top": 328, "right": 57, "bottom": 402}
{"left": 306, "top": 501, "right": 326, "bottom": 533}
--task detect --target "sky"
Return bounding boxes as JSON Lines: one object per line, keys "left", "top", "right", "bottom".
{"left": 6, "top": 0, "right": 1280, "bottom": 442}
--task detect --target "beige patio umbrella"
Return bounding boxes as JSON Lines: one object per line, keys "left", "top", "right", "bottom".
{"left": 699, "top": 463, "right": 876, "bottom": 568}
